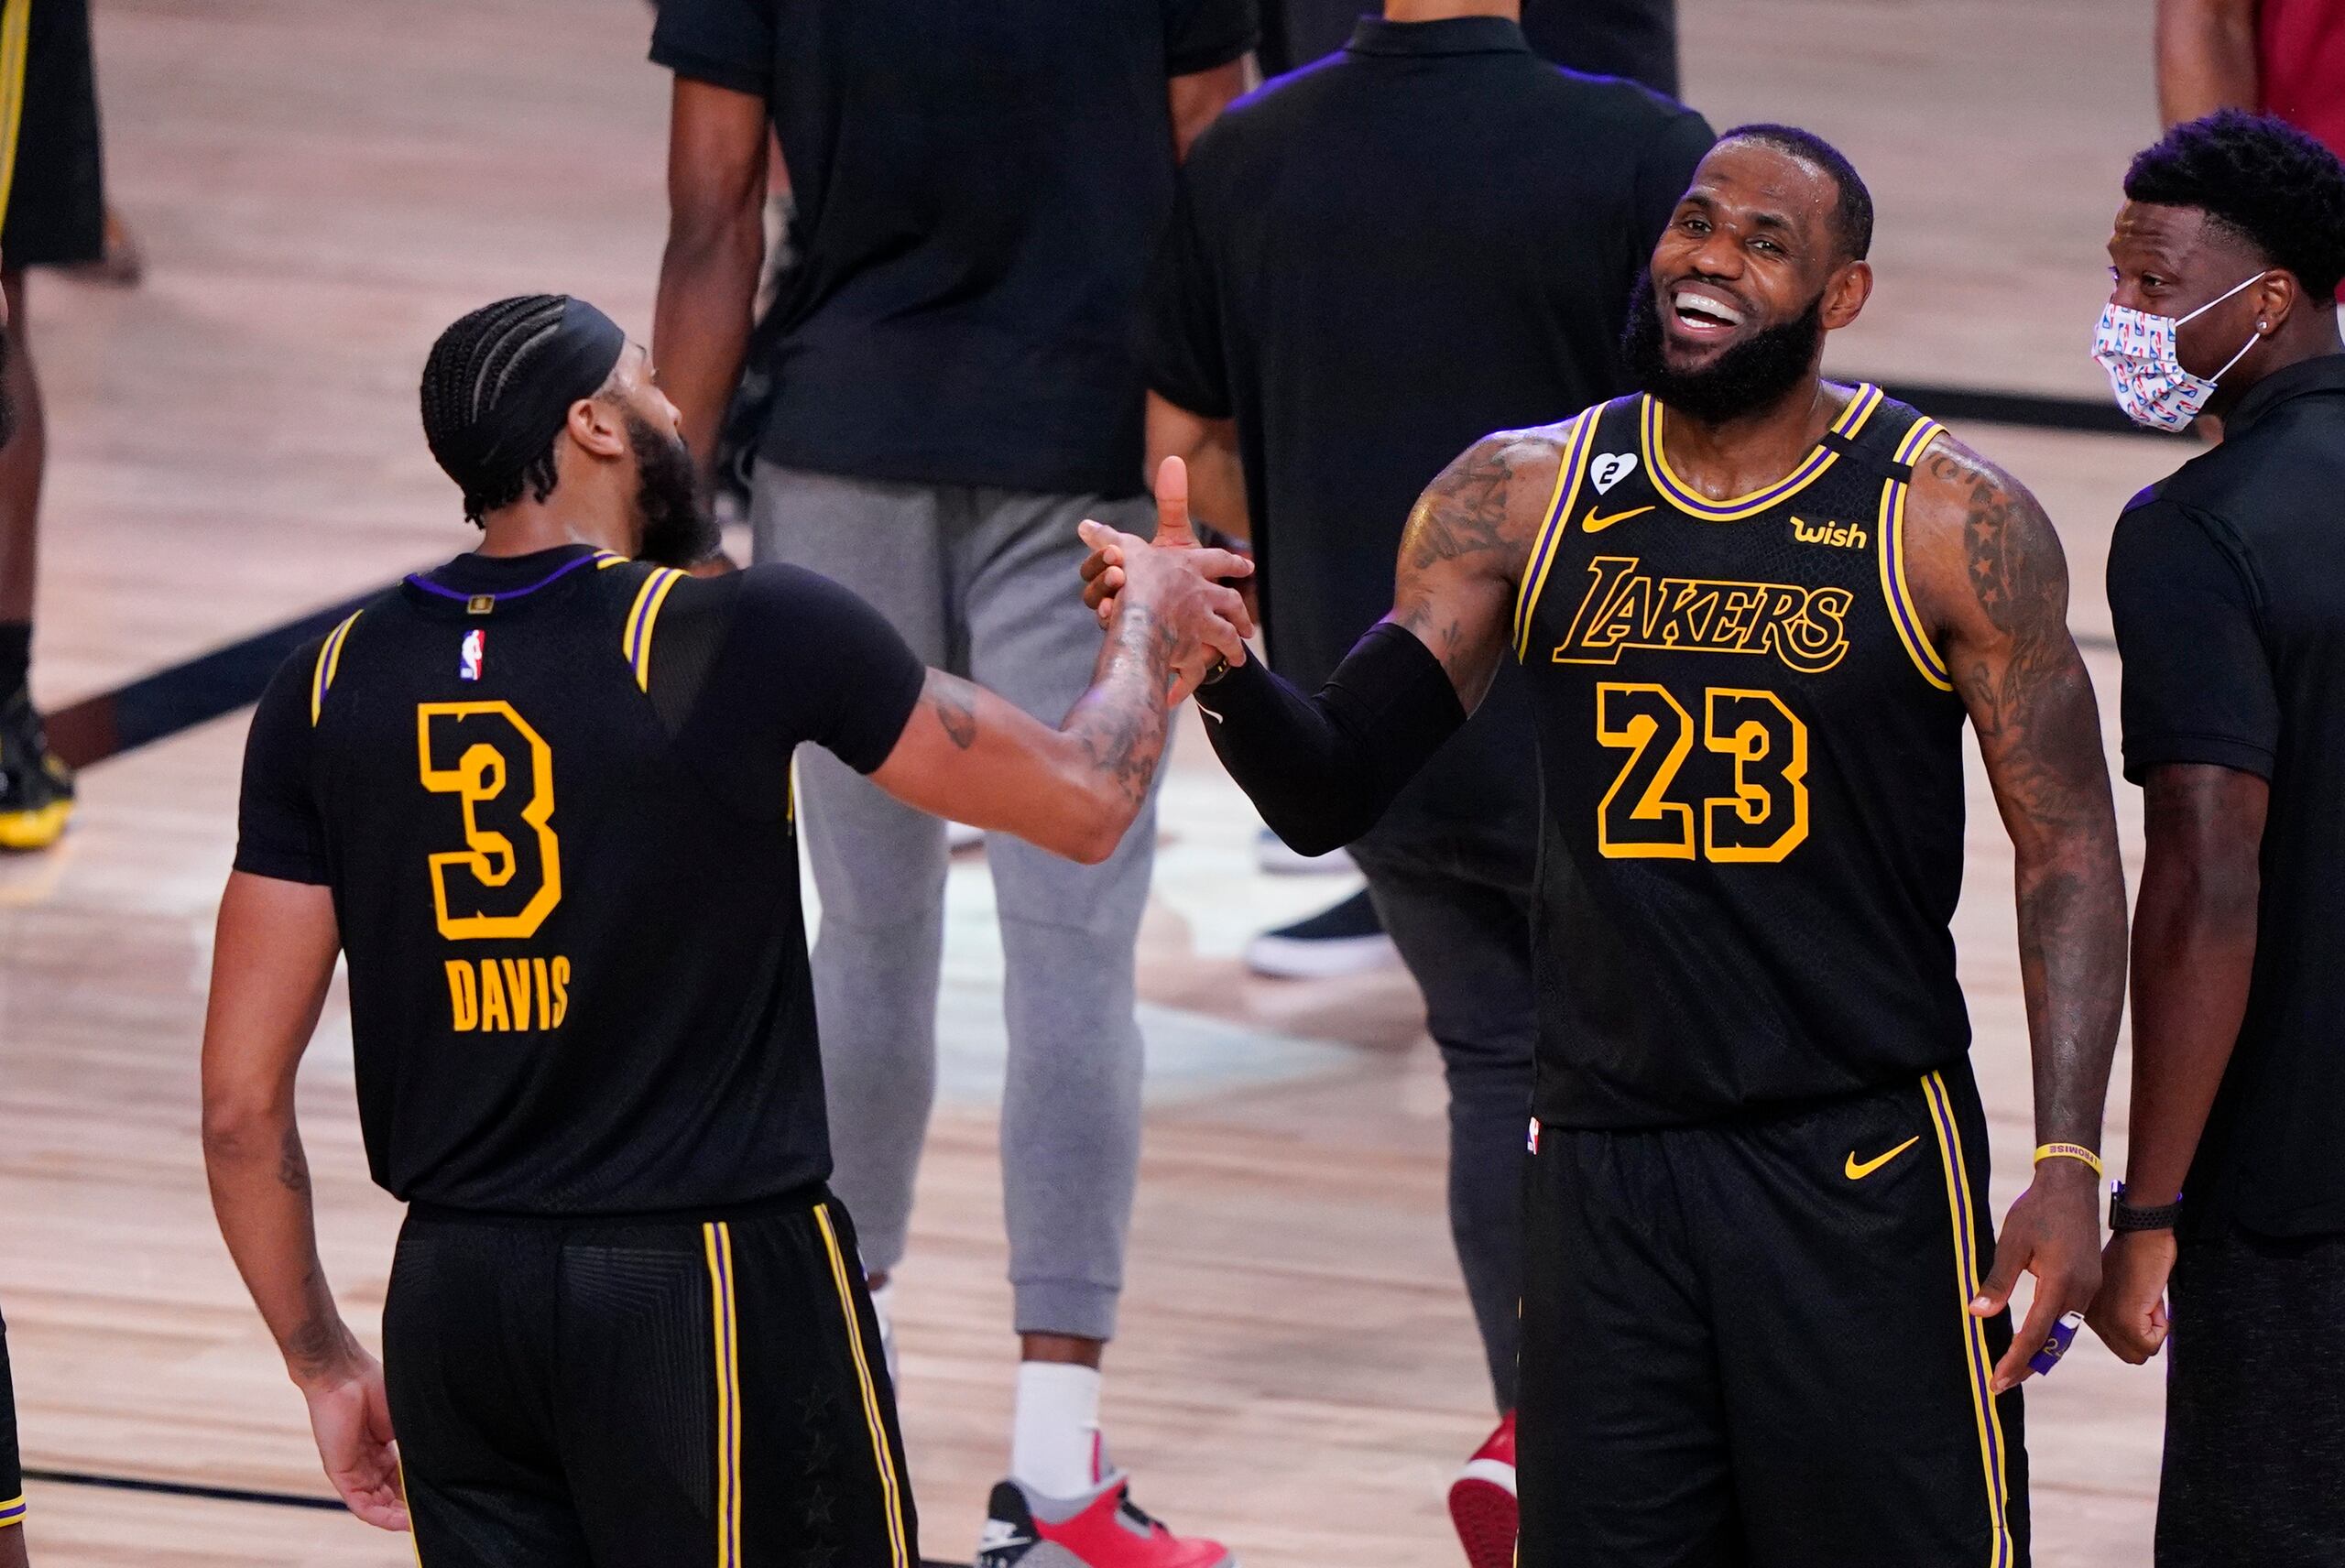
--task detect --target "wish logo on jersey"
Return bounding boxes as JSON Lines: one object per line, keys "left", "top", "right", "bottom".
{"left": 1551, "top": 554, "right": 1852, "bottom": 673}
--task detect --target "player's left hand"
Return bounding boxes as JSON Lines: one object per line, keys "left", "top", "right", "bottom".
{"left": 1971, "top": 1159, "right": 2101, "bottom": 1394}
{"left": 301, "top": 1352, "right": 411, "bottom": 1532}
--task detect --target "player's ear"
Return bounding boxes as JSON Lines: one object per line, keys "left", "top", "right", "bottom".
{"left": 2252, "top": 269, "right": 2296, "bottom": 335}
{"left": 1820, "top": 257, "right": 1872, "bottom": 332}
{"left": 566, "top": 394, "right": 628, "bottom": 460}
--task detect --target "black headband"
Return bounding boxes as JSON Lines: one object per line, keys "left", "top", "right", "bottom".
{"left": 431, "top": 296, "right": 627, "bottom": 493}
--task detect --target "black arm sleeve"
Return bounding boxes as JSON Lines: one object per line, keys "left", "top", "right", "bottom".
{"left": 1196, "top": 621, "right": 1465, "bottom": 855}
{"left": 2107, "top": 497, "right": 2279, "bottom": 785}
{"left": 233, "top": 646, "right": 331, "bottom": 884}
{"left": 672, "top": 566, "right": 927, "bottom": 820}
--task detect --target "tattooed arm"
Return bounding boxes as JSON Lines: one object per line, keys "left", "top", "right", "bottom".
{"left": 1082, "top": 433, "right": 1561, "bottom": 852}
{"left": 1904, "top": 436, "right": 2128, "bottom": 1393}
{"left": 869, "top": 496, "right": 1252, "bottom": 865}
{"left": 202, "top": 873, "right": 409, "bottom": 1530}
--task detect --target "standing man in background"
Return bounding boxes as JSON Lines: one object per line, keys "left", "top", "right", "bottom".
{"left": 1138, "top": 5, "right": 1709, "bottom": 1562}
{"left": 2088, "top": 111, "right": 2345, "bottom": 1567}
{"left": 2158, "top": 0, "right": 2345, "bottom": 313}
{"left": 1261, "top": 0, "right": 1677, "bottom": 94}
{"left": 0, "top": 0, "right": 111, "bottom": 851}
{"left": 649, "top": 5, "right": 1255, "bottom": 1566}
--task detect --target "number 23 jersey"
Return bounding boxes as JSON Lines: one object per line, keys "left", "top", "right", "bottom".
{"left": 234, "top": 547, "right": 925, "bottom": 1214}
{"left": 1513, "top": 386, "right": 1972, "bottom": 1126}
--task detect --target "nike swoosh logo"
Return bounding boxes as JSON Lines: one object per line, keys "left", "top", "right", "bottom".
{"left": 1583, "top": 506, "right": 1654, "bottom": 534}
{"left": 1845, "top": 1136, "right": 1922, "bottom": 1181}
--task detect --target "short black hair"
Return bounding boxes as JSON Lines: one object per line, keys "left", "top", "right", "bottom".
{"left": 2126, "top": 110, "right": 2345, "bottom": 299}
{"left": 419, "top": 295, "right": 573, "bottom": 524}
{"left": 1718, "top": 123, "right": 1874, "bottom": 263}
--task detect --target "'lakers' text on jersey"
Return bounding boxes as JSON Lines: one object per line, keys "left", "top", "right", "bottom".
{"left": 234, "top": 546, "right": 925, "bottom": 1214}
{"left": 1513, "top": 386, "right": 1971, "bottom": 1124}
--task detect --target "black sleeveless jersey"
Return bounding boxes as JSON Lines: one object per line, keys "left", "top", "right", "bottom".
{"left": 234, "top": 547, "right": 925, "bottom": 1214}
{"left": 1512, "top": 385, "right": 1971, "bottom": 1125}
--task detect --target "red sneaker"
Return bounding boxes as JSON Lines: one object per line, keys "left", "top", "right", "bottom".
{"left": 1447, "top": 1412, "right": 1517, "bottom": 1568}
{"left": 976, "top": 1475, "right": 1235, "bottom": 1568}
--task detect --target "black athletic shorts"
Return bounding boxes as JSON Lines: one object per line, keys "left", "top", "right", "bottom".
{"left": 2157, "top": 1227, "right": 2345, "bottom": 1566}
{"left": 0, "top": 1306, "right": 23, "bottom": 1532}
{"left": 1520, "top": 1063, "right": 2030, "bottom": 1568}
{"left": 384, "top": 1190, "right": 918, "bottom": 1568}
{"left": 0, "top": 0, "right": 105, "bottom": 268}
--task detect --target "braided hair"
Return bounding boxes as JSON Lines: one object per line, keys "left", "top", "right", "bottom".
{"left": 419, "top": 295, "right": 575, "bottom": 523}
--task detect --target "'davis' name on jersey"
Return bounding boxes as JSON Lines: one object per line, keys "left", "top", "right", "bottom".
{"left": 443, "top": 955, "right": 573, "bottom": 1033}
{"left": 1549, "top": 554, "right": 1853, "bottom": 673}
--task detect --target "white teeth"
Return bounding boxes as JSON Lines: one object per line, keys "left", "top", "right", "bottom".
{"left": 1673, "top": 289, "right": 1742, "bottom": 327}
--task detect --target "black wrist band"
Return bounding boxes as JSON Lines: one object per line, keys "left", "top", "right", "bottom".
{"left": 2110, "top": 1181, "right": 2183, "bottom": 1232}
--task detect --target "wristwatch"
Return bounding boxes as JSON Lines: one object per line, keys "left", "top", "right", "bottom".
{"left": 2110, "top": 1181, "right": 2183, "bottom": 1233}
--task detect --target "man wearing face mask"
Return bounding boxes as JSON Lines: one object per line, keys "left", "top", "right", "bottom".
{"left": 2085, "top": 112, "right": 2345, "bottom": 1567}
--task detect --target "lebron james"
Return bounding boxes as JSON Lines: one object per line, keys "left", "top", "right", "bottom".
{"left": 1086, "top": 125, "right": 2125, "bottom": 1566}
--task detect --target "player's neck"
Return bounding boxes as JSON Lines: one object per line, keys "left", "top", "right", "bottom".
{"left": 474, "top": 495, "right": 635, "bottom": 561}
{"left": 1657, "top": 377, "right": 1843, "bottom": 501}
{"left": 1382, "top": 0, "right": 1521, "bottom": 22}
{"left": 2208, "top": 311, "right": 2345, "bottom": 419}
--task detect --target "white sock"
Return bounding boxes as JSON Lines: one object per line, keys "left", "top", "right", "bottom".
{"left": 1010, "top": 1362, "right": 1104, "bottom": 1499}
{"left": 867, "top": 1280, "right": 900, "bottom": 1384}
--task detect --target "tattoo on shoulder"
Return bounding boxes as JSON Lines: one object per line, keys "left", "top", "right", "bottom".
{"left": 1923, "top": 443, "right": 2067, "bottom": 642}
{"left": 929, "top": 679, "right": 978, "bottom": 750}
{"left": 1401, "top": 431, "right": 1561, "bottom": 578}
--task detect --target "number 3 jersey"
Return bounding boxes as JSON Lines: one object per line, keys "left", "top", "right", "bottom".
{"left": 234, "top": 546, "right": 925, "bottom": 1215}
{"left": 1514, "top": 385, "right": 1972, "bottom": 1126}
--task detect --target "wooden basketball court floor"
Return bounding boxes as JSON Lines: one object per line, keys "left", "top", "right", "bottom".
{"left": 0, "top": 1, "right": 2189, "bottom": 1563}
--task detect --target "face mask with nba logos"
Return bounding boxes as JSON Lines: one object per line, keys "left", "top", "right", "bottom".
{"left": 2092, "top": 272, "right": 2266, "bottom": 432}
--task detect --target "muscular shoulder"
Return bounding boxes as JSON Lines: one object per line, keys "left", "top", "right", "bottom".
{"left": 1399, "top": 422, "right": 1576, "bottom": 585}
{"left": 1900, "top": 430, "right": 2070, "bottom": 644}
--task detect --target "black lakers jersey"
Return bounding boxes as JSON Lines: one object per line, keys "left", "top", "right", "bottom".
{"left": 1512, "top": 385, "right": 1971, "bottom": 1125}
{"left": 234, "top": 545, "right": 925, "bottom": 1214}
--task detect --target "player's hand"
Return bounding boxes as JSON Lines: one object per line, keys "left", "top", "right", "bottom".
{"left": 300, "top": 1352, "right": 410, "bottom": 1532}
{"left": 1083, "top": 456, "right": 1252, "bottom": 625}
{"left": 1971, "top": 1158, "right": 2101, "bottom": 1394}
{"left": 2084, "top": 1227, "right": 2175, "bottom": 1365}
{"left": 1074, "top": 516, "right": 1253, "bottom": 704}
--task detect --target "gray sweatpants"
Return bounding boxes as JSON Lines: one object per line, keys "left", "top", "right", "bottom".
{"left": 751, "top": 461, "right": 1157, "bottom": 1344}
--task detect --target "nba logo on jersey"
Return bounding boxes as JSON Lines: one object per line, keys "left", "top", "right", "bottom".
{"left": 1527, "top": 1117, "right": 1540, "bottom": 1154}
{"left": 459, "top": 628, "right": 485, "bottom": 681}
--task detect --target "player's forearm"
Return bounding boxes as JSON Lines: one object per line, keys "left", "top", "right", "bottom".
{"left": 2012, "top": 829, "right": 2129, "bottom": 1151}
{"left": 2156, "top": 0, "right": 2260, "bottom": 125}
{"left": 202, "top": 1109, "right": 364, "bottom": 1390}
{"left": 652, "top": 211, "right": 763, "bottom": 484}
{"left": 1199, "top": 620, "right": 1464, "bottom": 855}
{"left": 2122, "top": 784, "right": 2263, "bottom": 1205}
{"left": 1042, "top": 598, "right": 1188, "bottom": 863}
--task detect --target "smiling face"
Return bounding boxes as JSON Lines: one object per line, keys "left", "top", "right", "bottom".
{"left": 1622, "top": 138, "right": 1874, "bottom": 423}
{"left": 1647, "top": 138, "right": 1870, "bottom": 375}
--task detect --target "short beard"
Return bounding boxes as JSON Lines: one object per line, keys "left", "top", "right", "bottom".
{"left": 1621, "top": 271, "right": 1827, "bottom": 425}
{"left": 626, "top": 411, "right": 719, "bottom": 568}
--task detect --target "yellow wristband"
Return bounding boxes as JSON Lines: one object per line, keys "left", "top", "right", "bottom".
{"left": 2034, "top": 1142, "right": 2104, "bottom": 1177}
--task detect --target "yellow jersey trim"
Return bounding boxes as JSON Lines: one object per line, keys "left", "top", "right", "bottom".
{"left": 816, "top": 1203, "right": 911, "bottom": 1568}
{"left": 702, "top": 1222, "right": 744, "bottom": 1568}
{"left": 0, "top": 0, "right": 31, "bottom": 242}
{"left": 1511, "top": 413, "right": 1600, "bottom": 662}
{"left": 623, "top": 568, "right": 685, "bottom": 691}
{"left": 1923, "top": 1072, "right": 2017, "bottom": 1568}
{"left": 1877, "top": 419, "right": 1953, "bottom": 691}
{"left": 0, "top": 1493, "right": 25, "bottom": 1529}
{"left": 594, "top": 550, "right": 627, "bottom": 570}
{"left": 310, "top": 611, "right": 365, "bottom": 725}
{"left": 1642, "top": 383, "right": 1883, "bottom": 522}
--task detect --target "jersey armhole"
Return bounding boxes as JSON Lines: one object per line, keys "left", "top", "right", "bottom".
{"left": 1512, "top": 412, "right": 1604, "bottom": 662}
{"left": 1875, "top": 419, "right": 1956, "bottom": 692}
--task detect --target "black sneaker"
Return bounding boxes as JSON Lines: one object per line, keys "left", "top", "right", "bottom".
{"left": 0, "top": 686, "right": 73, "bottom": 850}
{"left": 1242, "top": 887, "right": 1399, "bottom": 979}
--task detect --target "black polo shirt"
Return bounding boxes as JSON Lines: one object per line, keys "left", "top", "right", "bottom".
{"left": 1140, "top": 16, "right": 1711, "bottom": 866}
{"left": 651, "top": 0, "right": 1258, "bottom": 500}
{"left": 2108, "top": 352, "right": 2345, "bottom": 1239}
